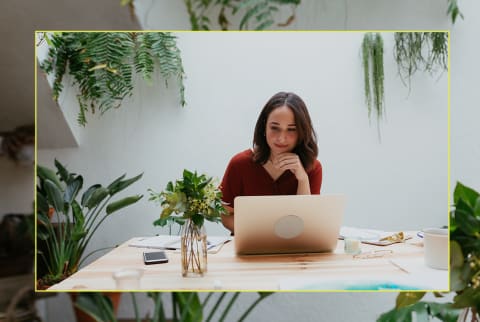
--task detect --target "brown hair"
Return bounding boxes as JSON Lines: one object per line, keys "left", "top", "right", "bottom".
{"left": 252, "top": 92, "right": 318, "bottom": 171}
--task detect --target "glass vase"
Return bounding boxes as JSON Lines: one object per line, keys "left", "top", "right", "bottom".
{"left": 180, "top": 219, "right": 207, "bottom": 277}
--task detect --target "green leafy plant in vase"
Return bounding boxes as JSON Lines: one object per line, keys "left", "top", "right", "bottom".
{"left": 36, "top": 159, "right": 143, "bottom": 288}
{"left": 149, "top": 169, "right": 226, "bottom": 277}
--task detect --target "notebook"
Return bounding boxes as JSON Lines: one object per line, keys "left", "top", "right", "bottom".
{"left": 234, "top": 194, "right": 345, "bottom": 255}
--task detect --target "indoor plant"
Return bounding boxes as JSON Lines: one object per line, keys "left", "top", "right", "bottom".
{"left": 377, "top": 182, "right": 480, "bottom": 321}
{"left": 75, "top": 291, "right": 272, "bottom": 322}
{"left": 36, "top": 159, "right": 143, "bottom": 288}
{"left": 39, "top": 32, "right": 186, "bottom": 126}
{"left": 148, "top": 169, "right": 226, "bottom": 277}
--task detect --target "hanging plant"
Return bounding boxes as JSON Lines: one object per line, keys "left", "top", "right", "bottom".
{"left": 393, "top": 32, "right": 448, "bottom": 89}
{"left": 447, "top": 0, "right": 463, "bottom": 24}
{"left": 361, "top": 32, "right": 385, "bottom": 134}
{"left": 182, "top": 0, "right": 300, "bottom": 30}
{"left": 40, "top": 32, "right": 186, "bottom": 126}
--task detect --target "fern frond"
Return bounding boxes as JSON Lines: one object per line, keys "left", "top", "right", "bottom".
{"left": 40, "top": 32, "right": 187, "bottom": 125}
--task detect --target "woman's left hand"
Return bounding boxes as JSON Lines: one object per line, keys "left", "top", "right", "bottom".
{"left": 272, "top": 153, "right": 308, "bottom": 182}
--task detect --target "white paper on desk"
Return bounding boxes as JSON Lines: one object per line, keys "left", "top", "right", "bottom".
{"left": 128, "top": 235, "right": 231, "bottom": 250}
{"left": 388, "top": 258, "right": 449, "bottom": 290}
{"left": 339, "top": 226, "right": 413, "bottom": 242}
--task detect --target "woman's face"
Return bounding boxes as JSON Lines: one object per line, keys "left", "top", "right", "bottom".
{"left": 265, "top": 105, "right": 298, "bottom": 156}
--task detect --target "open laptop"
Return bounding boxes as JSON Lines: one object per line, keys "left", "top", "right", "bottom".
{"left": 234, "top": 194, "right": 345, "bottom": 255}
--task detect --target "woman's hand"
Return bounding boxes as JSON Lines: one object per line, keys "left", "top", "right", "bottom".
{"left": 272, "top": 152, "right": 308, "bottom": 182}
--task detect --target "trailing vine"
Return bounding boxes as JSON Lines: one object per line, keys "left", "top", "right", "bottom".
{"left": 447, "top": 0, "right": 463, "bottom": 24}
{"left": 122, "top": 0, "right": 462, "bottom": 28}
{"left": 393, "top": 32, "right": 448, "bottom": 89}
{"left": 182, "top": 0, "right": 300, "bottom": 30}
{"left": 361, "top": 33, "right": 385, "bottom": 137}
{"left": 40, "top": 32, "right": 186, "bottom": 126}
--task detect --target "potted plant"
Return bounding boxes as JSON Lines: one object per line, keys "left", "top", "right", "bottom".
{"left": 36, "top": 159, "right": 143, "bottom": 288}
{"left": 148, "top": 169, "right": 226, "bottom": 277}
{"left": 75, "top": 291, "right": 272, "bottom": 322}
{"left": 377, "top": 182, "right": 480, "bottom": 321}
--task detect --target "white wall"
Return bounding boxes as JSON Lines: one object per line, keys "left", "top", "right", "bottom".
{"left": 37, "top": 1, "right": 480, "bottom": 322}
{"left": 38, "top": 31, "right": 447, "bottom": 250}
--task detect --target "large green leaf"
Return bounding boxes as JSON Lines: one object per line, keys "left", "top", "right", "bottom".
{"left": 36, "top": 191, "right": 50, "bottom": 214}
{"left": 395, "top": 292, "right": 426, "bottom": 308}
{"left": 174, "top": 292, "right": 202, "bottom": 322}
{"left": 106, "top": 173, "right": 126, "bottom": 191}
{"left": 455, "top": 205, "right": 480, "bottom": 236}
{"left": 37, "top": 165, "right": 62, "bottom": 189}
{"left": 106, "top": 195, "right": 143, "bottom": 215}
{"left": 108, "top": 173, "right": 143, "bottom": 196}
{"left": 81, "top": 184, "right": 102, "bottom": 207}
{"left": 454, "top": 182, "right": 480, "bottom": 208}
{"left": 74, "top": 293, "right": 116, "bottom": 322}
{"left": 64, "top": 175, "right": 83, "bottom": 204}
{"left": 450, "top": 241, "right": 464, "bottom": 269}
{"left": 54, "top": 159, "right": 72, "bottom": 183}
{"left": 44, "top": 179, "right": 65, "bottom": 214}
{"left": 85, "top": 187, "right": 109, "bottom": 209}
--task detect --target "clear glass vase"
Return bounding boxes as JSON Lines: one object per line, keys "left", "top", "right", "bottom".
{"left": 180, "top": 219, "right": 207, "bottom": 277}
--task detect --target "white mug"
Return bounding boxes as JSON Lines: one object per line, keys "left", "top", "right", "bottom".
{"left": 422, "top": 228, "right": 448, "bottom": 270}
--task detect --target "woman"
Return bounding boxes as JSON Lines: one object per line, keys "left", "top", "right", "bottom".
{"left": 220, "top": 91, "right": 322, "bottom": 234}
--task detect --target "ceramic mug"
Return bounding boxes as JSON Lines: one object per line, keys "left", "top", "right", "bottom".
{"left": 422, "top": 228, "right": 448, "bottom": 270}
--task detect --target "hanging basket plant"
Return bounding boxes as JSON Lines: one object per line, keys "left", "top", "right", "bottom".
{"left": 361, "top": 32, "right": 385, "bottom": 136}
{"left": 393, "top": 32, "right": 448, "bottom": 89}
{"left": 39, "top": 32, "right": 186, "bottom": 126}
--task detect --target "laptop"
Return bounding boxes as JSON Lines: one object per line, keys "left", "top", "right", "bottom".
{"left": 234, "top": 194, "right": 345, "bottom": 255}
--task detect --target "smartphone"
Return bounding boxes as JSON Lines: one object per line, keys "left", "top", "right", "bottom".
{"left": 143, "top": 251, "right": 169, "bottom": 265}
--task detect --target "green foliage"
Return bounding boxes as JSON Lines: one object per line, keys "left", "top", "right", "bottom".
{"left": 447, "top": 0, "right": 463, "bottom": 24}
{"left": 36, "top": 159, "right": 143, "bottom": 285}
{"left": 377, "top": 182, "right": 480, "bottom": 321}
{"left": 76, "top": 292, "right": 272, "bottom": 322}
{"left": 74, "top": 293, "right": 116, "bottom": 322}
{"left": 377, "top": 301, "right": 460, "bottom": 322}
{"left": 361, "top": 33, "right": 385, "bottom": 137}
{"left": 149, "top": 169, "right": 226, "bottom": 229}
{"left": 393, "top": 32, "right": 448, "bottom": 89}
{"left": 40, "top": 32, "right": 186, "bottom": 126}
{"left": 182, "top": 0, "right": 300, "bottom": 30}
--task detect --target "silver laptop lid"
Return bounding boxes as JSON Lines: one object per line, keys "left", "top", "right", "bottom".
{"left": 234, "top": 194, "right": 345, "bottom": 255}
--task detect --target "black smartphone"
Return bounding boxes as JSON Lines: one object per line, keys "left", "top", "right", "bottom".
{"left": 143, "top": 251, "right": 169, "bottom": 265}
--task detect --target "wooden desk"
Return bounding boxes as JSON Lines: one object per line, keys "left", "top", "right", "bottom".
{"left": 47, "top": 236, "right": 448, "bottom": 291}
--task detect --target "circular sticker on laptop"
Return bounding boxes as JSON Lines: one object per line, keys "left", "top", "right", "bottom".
{"left": 274, "top": 215, "right": 304, "bottom": 239}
